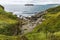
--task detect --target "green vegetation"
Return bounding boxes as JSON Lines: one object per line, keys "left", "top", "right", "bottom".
{"left": 0, "top": 5, "right": 21, "bottom": 40}
{"left": 25, "top": 6, "right": 60, "bottom": 40}
{"left": 0, "top": 35, "right": 18, "bottom": 40}
{"left": 0, "top": 5, "right": 60, "bottom": 40}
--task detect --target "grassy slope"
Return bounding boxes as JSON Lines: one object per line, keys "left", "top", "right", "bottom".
{"left": 0, "top": 6, "right": 17, "bottom": 24}
{"left": 0, "top": 5, "right": 20, "bottom": 40}
{"left": 25, "top": 6, "right": 60, "bottom": 40}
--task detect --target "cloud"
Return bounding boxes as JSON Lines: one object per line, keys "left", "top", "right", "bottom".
{"left": 0, "top": 0, "right": 32, "bottom": 4}
{"left": 30, "top": 0, "right": 60, "bottom": 4}
{"left": 0, "top": 0, "right": 60, "bottom": 5}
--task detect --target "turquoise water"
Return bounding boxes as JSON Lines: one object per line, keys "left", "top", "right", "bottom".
{"left": 3, "top": 4, "right": 59, "bottom": 17}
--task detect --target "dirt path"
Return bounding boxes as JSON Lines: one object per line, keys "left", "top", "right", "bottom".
{"left": 21, "top": 17, "right": 44, "bottom": 34}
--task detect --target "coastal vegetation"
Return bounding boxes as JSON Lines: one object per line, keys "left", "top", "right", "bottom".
{"left": 25, "top": 6, "right": 60, "bottom": 40}
{"left": 0, "top": 5, "right": 22, "bottom": 40}
{"left": 0, "top": 5, "right": 60, "bottom": 40}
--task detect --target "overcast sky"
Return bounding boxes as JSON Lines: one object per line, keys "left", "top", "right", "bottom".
{"left": 0, "top": 0, "right": 60, "bottom": 5}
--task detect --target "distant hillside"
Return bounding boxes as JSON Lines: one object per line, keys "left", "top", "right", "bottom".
{"left": 25, "top": 5, "right": 60, "bottom": 40}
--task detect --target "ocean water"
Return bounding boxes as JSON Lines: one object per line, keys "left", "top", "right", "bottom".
{"left": 3, "top": 4, "right": 59, "bottom": 17}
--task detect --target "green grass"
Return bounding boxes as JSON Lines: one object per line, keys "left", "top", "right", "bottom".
{"left": 25, "top": 6, "right": 60, "bottom": 40}
{"left": 0, "top": 4, "right": 60, "bottom": 40}
{"left": 33, "top": 12, "right": 60, "bottom": 32}
{"left": 0, "top": 5, "right": 21, "bottom": 40}
{"left": 0, "top": 34, "right": 21, "bottom": 40}
{"left": 25, "top": 32, "right": 47, "bottom": 40}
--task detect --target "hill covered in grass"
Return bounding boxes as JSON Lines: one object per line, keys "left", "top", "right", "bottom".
{"left": 0, "top": 5, "right": 22, "bottom": 40}
{"left": 25, "top": 5, "right": 60, "bottom": 40}
{"left": 0, "top": 5, "right": 60, "bottom": 40}
{"left": 0, "top": 5, "right": 18, "bottom": 35}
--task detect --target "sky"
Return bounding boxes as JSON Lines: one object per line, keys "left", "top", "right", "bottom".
{"left": 0, "top": 0, "right": 60, "bottom": 5}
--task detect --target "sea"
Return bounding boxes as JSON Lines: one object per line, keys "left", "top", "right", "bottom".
{"left": 3, "top": 4, "right": 59, "bottom": 17}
